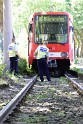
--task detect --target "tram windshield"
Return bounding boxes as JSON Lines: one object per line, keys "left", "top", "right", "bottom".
{"left": 34, "top": 15, "right": 68, "bottom": 44}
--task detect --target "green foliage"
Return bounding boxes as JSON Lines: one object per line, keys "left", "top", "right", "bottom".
{"left": 74, "top": 58, "right": 83, "bottom": 66}
{"left": 18, "top": 58, "right": 34, "bottom": 75}
{"left": 67, "top": 120, "right": 73, "bottom": 124}
{"left": 12, "top": 0, "right": 83, "bottom": 35}
{"left": 12, "top": 0, "right": 83, "bottom": 57}
{"left": 0, "top": 64, "right": 5, "bottom": 77}
{"left": 18, "top": 58, "right": 28, "bottom": 75}
{"left": 72, "top": 68, "right": 83, "bottom": 74}
{"left": 74, "top": 58, "right": 79, "bottom": 65}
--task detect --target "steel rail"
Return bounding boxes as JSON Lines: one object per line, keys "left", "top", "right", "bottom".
{"left": 0, "top": 75, "right": 37, "bottom": 124}
{"left": 65, "top": 74, "right": 83, "bottom": 95}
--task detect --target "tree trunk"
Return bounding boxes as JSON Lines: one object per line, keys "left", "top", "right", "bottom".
{"left": 3, "top": 0, "right": 12, "bottom": 72}
{"left": 80, "top": 30, "right": 83, "bottom": 57}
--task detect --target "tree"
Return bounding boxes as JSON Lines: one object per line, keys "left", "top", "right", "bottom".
{"left": 12, "top": 0, "right": 83, "bottom": 57}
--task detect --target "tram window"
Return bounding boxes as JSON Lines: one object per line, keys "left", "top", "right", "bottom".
{"left": 49, "top": 34, "right": 56, "bottom": 40}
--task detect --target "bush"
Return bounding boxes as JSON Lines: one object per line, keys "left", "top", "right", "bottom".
{"left": 72, "top": 68, "right": 83, "bottom": 74}
{"left": 18, "top": 58, "right": 34, "bottom": 75}
{"left": 18, "top": 58, "right": 28, "bottom": 75}
{"left": 0, "top": 64, "right": 5, "bottom": 77}
{"left": 74, "top": 58, "right": 83, "bottom": 66}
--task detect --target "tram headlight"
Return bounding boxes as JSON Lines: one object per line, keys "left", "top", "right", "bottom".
{"left": 61, "top": 52, "right": 68, "bottom": 58}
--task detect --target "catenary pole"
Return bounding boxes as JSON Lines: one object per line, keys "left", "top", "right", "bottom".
{"left": 3, "top": 0, "right": 13, "bottom": 71}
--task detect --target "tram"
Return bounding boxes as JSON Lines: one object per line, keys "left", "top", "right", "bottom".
{"left": 28, "top": 12, "right": 74, "bottom": 76}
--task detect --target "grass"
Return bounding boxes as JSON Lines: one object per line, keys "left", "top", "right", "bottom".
{"left": 71, "top": 68, "right": 83, "bottom": 74}
{"left": 0, "top": 78, "right": 9, "bottom": 88}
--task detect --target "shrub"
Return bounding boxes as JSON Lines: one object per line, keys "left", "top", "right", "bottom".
{"left": 74, "top": 58, "right": 83, "bottom": 66}
{"left": 0, "top": 64, "right": 5, "bottom": 77}
{"left": 18, "top": 58, "right": 28, "bottom": 75}
{"left": 18, "top": 58, "right": 36, "bottom": 75}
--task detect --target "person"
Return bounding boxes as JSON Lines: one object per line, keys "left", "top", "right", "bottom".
{"left": 34, "top": 40, "right": 51, "bottom": 82}
{"left": 8, "top": 38, "right": 20, "bottom": 76}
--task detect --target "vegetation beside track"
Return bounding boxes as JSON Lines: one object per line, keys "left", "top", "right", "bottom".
{"left": 0, "top": 58, "right": 36, "bottom": 110}
{"left": 0, "top": 58, "right": 35, "bottom": 86}
{"left": 70, "top": 58, "right": 83, "bottom": 75}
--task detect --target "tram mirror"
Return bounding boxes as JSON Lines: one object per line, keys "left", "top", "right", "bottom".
{"left": 72, "top": 27, "right": 74, "bottom": 31}
{"left": 70, "top": 26, "right": 74, "bottom": 32}
{"left": 28, "top": 24, "right": 33, "bottom": 32}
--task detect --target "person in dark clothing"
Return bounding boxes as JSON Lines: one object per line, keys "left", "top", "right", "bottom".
{"left": 34, "top": 40, "right": 51, "bottom": 82}
{"left": 8, "top": 38, "right": 20, "bottom": 76}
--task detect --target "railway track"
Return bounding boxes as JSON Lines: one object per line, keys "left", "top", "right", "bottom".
{"left": 0, "top": 73, "right": 83, "bottom": 124}
{"left": 65, "top": 70, "right": 83, "bottom": 95}
{"left": 0, "top": 75, "right": 37, "bottom": 124}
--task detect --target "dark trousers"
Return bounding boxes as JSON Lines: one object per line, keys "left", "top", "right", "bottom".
{"left": 37, "top": 58, "right": 51, "bottom": 81}
{"left": 10, "top": 57, "right": 18, "bottom": 74}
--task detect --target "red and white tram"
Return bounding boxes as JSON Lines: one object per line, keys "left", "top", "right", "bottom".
{"left": 28, "top": 12, "right": 74, "bottom": 76}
